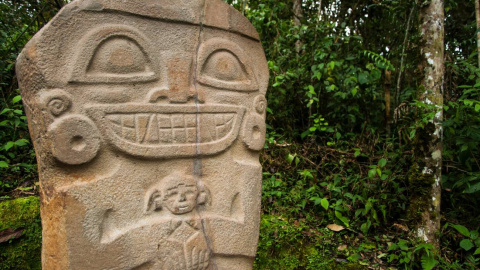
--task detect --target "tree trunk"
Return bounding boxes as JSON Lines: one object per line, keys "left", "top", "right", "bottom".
{"left": 475, "top": 0, "right": 480, "bottom": 67}
{"left": 318, "top": 0, "right": 322, "bottom": 19}
{"left": 384, "top": 70, "right": 392, "bottom": 135}
{"left": 293, "top": 0, "right": 303, "bottom": 54}
{"left": 413, "top": 0, "right": 444, "bottom": 246}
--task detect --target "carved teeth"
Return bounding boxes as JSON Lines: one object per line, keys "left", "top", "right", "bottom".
{"left": 106, "top": 113, "right": 235, "bottom": 144}
{"left": 86, "top": 103, "right": 246, "bottom": 158}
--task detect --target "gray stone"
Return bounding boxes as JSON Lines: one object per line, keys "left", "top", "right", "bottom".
{"left": 16, "top": 0, "right": 268, "bottom": 269}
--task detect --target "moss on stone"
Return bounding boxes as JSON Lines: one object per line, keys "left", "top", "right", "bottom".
{"left": 0, "top": 196, "right": 41, "bottom": 270}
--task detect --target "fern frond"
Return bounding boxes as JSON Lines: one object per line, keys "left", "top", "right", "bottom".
{"left": 362, "top": 50, "right": 395, "bottom": 71}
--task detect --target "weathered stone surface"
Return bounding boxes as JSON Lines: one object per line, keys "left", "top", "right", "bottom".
{"left": 16, "top": 0, "right": 268, "bottom": 269}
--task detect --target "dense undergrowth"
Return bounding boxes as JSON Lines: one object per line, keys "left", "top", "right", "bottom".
{"left": 255, "top": 137, "right": 480, "bottom": 269}
{"left": 1, "top": 0, "right": 480, "bottom": 269}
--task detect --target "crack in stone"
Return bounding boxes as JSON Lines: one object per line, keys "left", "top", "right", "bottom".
{"left": 193, "top": 1, "right": 218, "bottom": 269}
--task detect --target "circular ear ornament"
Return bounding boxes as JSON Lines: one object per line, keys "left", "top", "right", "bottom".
{"left": 41, "top": 89, "right": 73, "bottom": 117}
{"left": 242, "top": 114, "right": 266, "bottom": 151}
{"left": 253, "top": 95, "right": 267, "bottom": 115}
{"left": 49, "top": 115, "right": 101, "bottom": 165}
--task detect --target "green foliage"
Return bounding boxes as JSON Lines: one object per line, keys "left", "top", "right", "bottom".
{"left": 0, "top": 94, "right": 36, "bottom": 196}
{"left": 443, "top": 59, "right": 480, "bottom": 194}
{"left": 448, "top": 223, "right": 480, "bottom": 254}
{"left": 362, "top": 50, "right": 395, "bottom": 71}
{"left": 385, "top": 240, "right": 439, "bottom": 270}
{"left": 258, "top": 135, "right": 411, "bottom": 268}
{"left": 225, "top": 0, "right": 393, "bottom": 140}
{"left": 416, "top": 244, "right": 439, "bottom": 270}
{"left": 0, "top": 1, "right": 65, "bottom": 198}
{"left": 0, "top": 196, "right": 41, "bottom": 270}
{"left": 255, "top": 214, "right": 368, "bottom": 270}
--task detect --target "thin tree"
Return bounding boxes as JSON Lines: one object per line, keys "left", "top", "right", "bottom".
{"left": 476, "top": 0, "right": 480, "bottom": 66}
{"left": 414, "top": 0, "right": 444, "bottom": 246}
{"left": 293, "top": 0, "right": 303, "bottom": 54}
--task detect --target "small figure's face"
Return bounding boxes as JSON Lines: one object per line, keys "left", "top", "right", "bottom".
{"left": 163, "top": 183, "right": 198, "bottom": 215}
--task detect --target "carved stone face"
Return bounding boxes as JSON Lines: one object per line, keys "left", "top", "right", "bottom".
{"left": 163, "top": 176, "right": 198, "bottom": 215}
{"left": 16, "top": 0, "right": 268, "bottom": 269}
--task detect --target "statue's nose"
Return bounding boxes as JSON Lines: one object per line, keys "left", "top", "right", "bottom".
{"left": 147, "top": 56, "right": 204, "bottom": 104}
{"left": 167, "top": 56, "right": 191, "bottom": 103}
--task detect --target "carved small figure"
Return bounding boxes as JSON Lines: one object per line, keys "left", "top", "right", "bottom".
{"left": 146, "top": 173, "right": 211, "bottom": 270}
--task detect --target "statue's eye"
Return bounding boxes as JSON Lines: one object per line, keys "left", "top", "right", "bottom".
{"left": 88, "top": 37, "right": 151, "bottom": 76}
{"left": 203, "top": 50, "right": 246, "bottom": 82}
{"left": 197, "top": 38, "right": 258, "bottom": 91}
{"left": 166, "top": 191, "right": 178, "bottom": 197}
{"left": 70, "top": 25, "right": 158, "bottom": 84}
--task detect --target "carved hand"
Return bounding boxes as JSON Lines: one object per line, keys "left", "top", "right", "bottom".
{"left": 184, "top": 231, "right": 211, "bottom": 270}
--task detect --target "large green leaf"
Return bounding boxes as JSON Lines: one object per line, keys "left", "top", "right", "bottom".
{"left": 460, "top": 239, "right": 474, "bottom": 251}
{"left": 320, "top": 198, "right": 329, "bottom": 210}
{"left": 4, "top": 141, "right": 14, "bottom": 151}
{"left": 451, "top": 224, "right": 470, "bottom": 237}
{"left": 12, "top": 95, "right": 21, "bottom": 103}
{"left": 464, "top": 182, "right": 480, "bottom": 193}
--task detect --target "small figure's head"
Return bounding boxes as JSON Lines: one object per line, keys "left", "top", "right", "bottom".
{"left": 146, "top": 172, "right": 208, "bottom": 215}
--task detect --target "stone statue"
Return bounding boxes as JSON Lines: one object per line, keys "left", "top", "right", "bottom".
{"left": 16, "top": 0, "right": 268, "bottom": 269}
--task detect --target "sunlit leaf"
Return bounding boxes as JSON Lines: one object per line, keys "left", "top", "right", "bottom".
{"left": 378, "top": 158, "right": 387, "bottom": 167}
{"left": 351, "top": 87, "right": 357, "bottom": 96}
{"left": 12, "top": 95, "right": 22, "bottom": 103}
{"left": 4, "top": 141, "right": 14, "bottom": 151}
{"left": 321, "top": 198, "right": 329, "bottom": 210}
{"left": 15, "top": 139, "right": 29, "bottom": 147}
{"left": 286, "top": 153, "right": 295, "bottom": 164}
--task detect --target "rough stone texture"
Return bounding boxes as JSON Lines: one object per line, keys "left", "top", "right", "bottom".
{"left": 16, "top": 1, "right": 268, "bottom": 269}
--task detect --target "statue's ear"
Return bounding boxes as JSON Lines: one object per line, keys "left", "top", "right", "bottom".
{"left": 146, "top": 190, "right": 162, "bottom": 213}
{"left": 197, "top": 191, "right": 207, "bottom": 205}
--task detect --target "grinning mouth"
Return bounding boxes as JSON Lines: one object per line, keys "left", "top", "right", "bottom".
{"left": 106, "top": 112, "right": 236, "bottom": 144}
{"left": 87, "top": 104, "right": 245, "bottom": 159}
